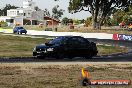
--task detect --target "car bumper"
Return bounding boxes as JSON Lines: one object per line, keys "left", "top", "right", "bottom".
{"left": 21, "top": 31, "right": 27, "bottom": 33}
{"left": 33, "top": 51, "right": 54, "bottom": 57}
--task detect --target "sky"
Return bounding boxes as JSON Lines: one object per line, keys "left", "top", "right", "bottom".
{"left": 0, "top": 0, "right": 91, "bottom": 20}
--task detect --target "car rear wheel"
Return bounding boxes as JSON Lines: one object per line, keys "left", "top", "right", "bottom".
{"left": 85, "top": 56, "right": 92, "bottom": 59}
{"left": 84, "top": 55, "right": 92, "bottom": 59}
{"left": 56, "top": 53, "right": 65, "bottom": 59}
{"left": 67, "top": 55, "right": 73, "bottom": 59}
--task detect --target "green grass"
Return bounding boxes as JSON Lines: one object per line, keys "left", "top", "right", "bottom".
{"left": 0, "top": 34, "right": 49, "bottom": 57}
{"left": 0, "top": 27, "right": 12, "bottom": 33}
{"left": 97, "top": 45, "right": 128, "bottom": 55}
{"left": 1, "top": 26, "right": 12, "bottom": 29}
{"left": 0, "top": 34, "right": 129, "bottom": 57}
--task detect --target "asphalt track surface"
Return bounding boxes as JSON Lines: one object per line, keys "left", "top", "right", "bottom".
{"left": 0, "top": 38, "right": 131, "bottom": 63}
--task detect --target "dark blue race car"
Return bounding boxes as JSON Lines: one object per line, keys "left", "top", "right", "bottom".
{"left": 33, "top": 36, "right": 98, "bottom": 59}
{"left": 13, "top": 26, "right": 27, "bottom": 34}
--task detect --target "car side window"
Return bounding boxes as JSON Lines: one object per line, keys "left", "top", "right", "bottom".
{"left": 77, "top": 37, "right": 89, "bottom": 44}
{"left": 68, "top": 37, "right": 80, "bottom": 45}
{"left": 48, "top": 37, "right": 65, "bottom": 45}
{"left": 67, "top": 37, "right": 89, "bottom": 48}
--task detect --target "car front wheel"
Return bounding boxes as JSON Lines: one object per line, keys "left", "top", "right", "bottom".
{"left": 37, "top": 56, "right": 45, "bottom": 59}
{"left": 17, "top": 31, "right": 20, "bottom": 34}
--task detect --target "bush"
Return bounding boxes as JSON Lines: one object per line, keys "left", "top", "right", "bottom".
{"left": 0, "top": 21, "right": 8, "bottom": 27}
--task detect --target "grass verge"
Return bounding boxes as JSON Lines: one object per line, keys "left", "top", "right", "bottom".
{"left": 0, "top": 27, "right": 12, "bottom": 33}
{"left": 0, "top": 34, "right": 48, "bottom": 57}
{"left": 97, "top": 45, "right": 128, "bottom": 55}
{"left": 0, "top": 34, "right": 129, "bottom": 57}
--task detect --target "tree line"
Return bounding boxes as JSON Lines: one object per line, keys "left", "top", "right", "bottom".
{"left": 85, "top": 6, "right": 132, "bottom": 27}
{"left": 55, "top": 0, "right": 132, "bottom": 30}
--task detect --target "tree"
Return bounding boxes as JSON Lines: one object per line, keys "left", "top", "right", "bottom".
{"left": 68, "top": 0, "right": 132, "bottom": 30}
{"left": 62, "top": 17, "right": 69, "bottom": 25}
{"left": 34, "top": 6, "right": 41, "bottom": 11}
{"left": 44, "top": 8, "right": 50, "bottom": 16}
{"left": 124, "top": 5, "right": 132, "bottom": 15}
{"left": 112, "top": 5, "right": 132, "bottom": 25}
{"left": 52, "top": 5, "right": 65, "bottom": 20}
{"left": 125, "top": 5, "right": 132, "bottom": 23}
{"left": 73, "top": 19, "right": 80, "bottom": 25}
{"left": 85, "top": 16, "right": 92, "bottom": 27}
{"left": 0, "top": 4, "right": 18, "bottom": 16}
{"left": 80, "top": 19, "right": 85, "bottom": 24}
{"left": 103, "top": 17, "right": 112, "bottom": 26}
{"left": 112, "top": 10, "right": 126, "bottom": 25}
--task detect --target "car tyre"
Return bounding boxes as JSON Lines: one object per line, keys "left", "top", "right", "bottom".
{"left": 56, "top": 53, "right": 64, "bottom": 59}
{"left": 85, "top": 56, "right": 92, "bottom": 59}
{"left": 37, "top": 56, "right": 45, "bottom": 59}
{"left": 17, "top": 31, "right": 19, "bottom": 34}
{"left": 67, "top": 55, "right": 73, "bottom": 59}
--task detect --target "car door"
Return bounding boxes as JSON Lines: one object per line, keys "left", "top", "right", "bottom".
{"left": 76, "top": 37, "right": 90, "bottom": 56}
{"left": 66, "top": 37, "right": 83, "bottom": 57}
{"left": 13, "top": 27, "right": 18, "bottom": 33}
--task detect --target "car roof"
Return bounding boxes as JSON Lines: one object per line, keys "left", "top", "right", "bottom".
{"left": 57, "top": 36, "right": 84, "bottom": 38}
{"left": 15, "top": 26, "right": 23, "bottom": 28}
{"left": 55, "top": 36, "right": 85, "bottom": 40}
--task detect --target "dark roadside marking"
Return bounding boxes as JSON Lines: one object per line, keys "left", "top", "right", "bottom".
{"left": 0, "top": 54, "right": 132, "bottom": 63}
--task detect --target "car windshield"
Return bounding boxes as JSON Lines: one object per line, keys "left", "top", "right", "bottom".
{"left": 48, "top": 37, "right": 63, "bottom": 45}
{"left": 18, "top": 27, "right": 24, "bottom": 29}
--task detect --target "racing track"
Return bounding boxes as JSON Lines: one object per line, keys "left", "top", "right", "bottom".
{"left": 0, "top": 38, "right": 132, "bottom": 63}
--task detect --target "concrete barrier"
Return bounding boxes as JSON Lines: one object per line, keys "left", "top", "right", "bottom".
{"left": 27, "top": 30, "right": 113, "bottom": 40}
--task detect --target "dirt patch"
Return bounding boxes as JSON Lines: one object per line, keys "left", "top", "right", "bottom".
{"left": 0, "top": 63, "right": 131, "bottom": 88}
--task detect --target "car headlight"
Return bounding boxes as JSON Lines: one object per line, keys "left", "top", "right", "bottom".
{"left": 47, "top": 48, "right": 54, "bottom": 51}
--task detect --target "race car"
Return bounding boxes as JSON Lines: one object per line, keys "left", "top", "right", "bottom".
{"left": 33, "top": 36, "right": 98, "bottom": 59}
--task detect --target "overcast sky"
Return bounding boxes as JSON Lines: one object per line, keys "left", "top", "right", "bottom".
{"left": 0, "top": 0, "right": 91, "bottom": 20}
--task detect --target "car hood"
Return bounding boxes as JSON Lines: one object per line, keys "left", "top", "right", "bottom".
{"left": 36, "top": 44, "right": 48, "bottom": 48}
{"left": 35, "top": 43, "right": 55, "bottom": 49}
